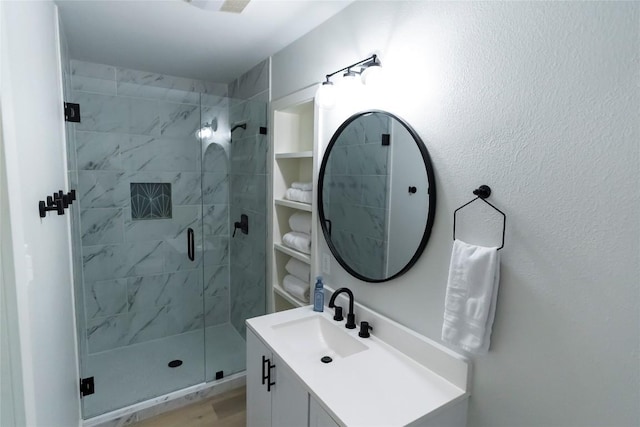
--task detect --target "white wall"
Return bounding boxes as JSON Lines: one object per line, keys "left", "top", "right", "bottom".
{"left": 1, "top": 108, "right": 23, "bottom": 427}
{"left": 1, "top": 1, "right": 81, "bottom": 426}
{"left": 272, "top": 2, "right": 639, "bottom": 426}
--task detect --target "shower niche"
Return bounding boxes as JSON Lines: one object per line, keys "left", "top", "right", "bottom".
{"left": 62, "top": 59, "right": 268, "bottom": 419}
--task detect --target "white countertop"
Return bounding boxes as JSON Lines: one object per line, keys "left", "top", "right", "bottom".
{"left": 247, "top": 306, "right": 469, "bottom": 427}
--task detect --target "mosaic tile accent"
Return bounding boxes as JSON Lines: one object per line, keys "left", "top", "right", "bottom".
{"left": 130, "top": 183, "right": 172, "bottom": 220}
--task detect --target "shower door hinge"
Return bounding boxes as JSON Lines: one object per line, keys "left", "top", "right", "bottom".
{"left": 64, "top": 102, "right": 81, "bottom": 123}
{"left": 382, "top": 133, "right": 390, "bottom": 146}
{"left": 259, "top": 126, "right": 267, "bottom": 135}
{"left": 80, "top": 377, "right": 95, "bottom": 397}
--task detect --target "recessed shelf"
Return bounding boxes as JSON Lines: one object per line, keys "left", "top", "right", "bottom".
{"left": 274, "top": 243, "right": 311, "bottom": 264}
{"left": 273, "top": 284, "right": 308, "bottom": 307}
{"left": 275, "top": 151, "right": 313, "bottom": 159}
{"left": 275, "top": 199, "right": 312, "bottom": 211}
{"left": 271, "top": 87, "right": 316, "bottom": 313}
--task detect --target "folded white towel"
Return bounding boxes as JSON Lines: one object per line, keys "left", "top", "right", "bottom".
{"left": 283, "top": 274, "right": 310, "bottom": 303}
{"left": 285, "top": 188, "right": 312, "bottom": 204}
{"left": 282, "top": 231, "right": 311, "bottom": 254}
{"left": 285, "top": 257, "right": 310, "bottom": 283}
{"left": 442, "top": 239, "right": 500, "bottom": 355}
{"left": 289, "top": 212, "right": 312, "bottom": 235}
{"left": 291, "top": 181, "right": 313, "bottom": 191}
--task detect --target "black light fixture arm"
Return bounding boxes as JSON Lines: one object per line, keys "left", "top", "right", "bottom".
{"left": 324, "top": 54, "right": 379, "bottom": 81}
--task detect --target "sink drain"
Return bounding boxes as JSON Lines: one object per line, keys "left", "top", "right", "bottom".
{"left": 320, "top": 356, "right": 333, "bottom": 364}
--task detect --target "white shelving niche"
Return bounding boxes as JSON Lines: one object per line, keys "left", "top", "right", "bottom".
{"left": 268, "top": 86, "right": 319, "bottom": 312}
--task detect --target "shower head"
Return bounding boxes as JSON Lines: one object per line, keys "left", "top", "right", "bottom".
{"left": 230, "top": 121, "right": 247, "bottom": 133}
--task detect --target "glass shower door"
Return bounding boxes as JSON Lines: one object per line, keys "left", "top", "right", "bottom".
{"left": 201, "top": 95, "right": 268, "bottom": 382}
{"left": 66, "top": 65, "right": 207, "bottom": 418}
{"left": 65, "top": 59, "right": 269, "bottom": 418}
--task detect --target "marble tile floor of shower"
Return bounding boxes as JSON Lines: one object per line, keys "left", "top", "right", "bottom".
{"left": 83, "top": 323, "right": 246, "bottom": 419}
{"left": 132, "top": 386, "right": 246, "bottom": 427}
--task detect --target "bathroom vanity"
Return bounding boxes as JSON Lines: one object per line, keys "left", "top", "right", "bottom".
{"left": 246, "top": 305, "right": 470, "bottom": 427}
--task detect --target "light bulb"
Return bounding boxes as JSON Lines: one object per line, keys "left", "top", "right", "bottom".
{"left": 338, "top": 69, "right": 364, "bottom": 100}
{"left": 340, "top": 69, "right": 360, "bottom": 88}
{"left": 316, "top": 81, "right": 336, "bottom": 109}
{"left": 196, "top": 125, "right": 213, "bottom": 140}
{"left": 361, "top": 64, "right": 384, "bottom": 87}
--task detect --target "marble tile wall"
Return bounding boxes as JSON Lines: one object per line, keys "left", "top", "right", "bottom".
{"left": 227, "top": 59, "right": 269, "bottom": 338}
{"left": 324, "top": 113, "right": 391, "bottom": 279}
{"left": 227, "top": 58, "right": 269, "bottom": 101}
{"left": 68, "top": 60, "right": 230, "bottom": 354}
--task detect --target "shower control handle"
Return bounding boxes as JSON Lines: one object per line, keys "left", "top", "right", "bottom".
{"left": 233, "top": 214, "right": 249, "bottom": 237}
{"left": 187, "top": 228, "right": 195, "bottom": 261}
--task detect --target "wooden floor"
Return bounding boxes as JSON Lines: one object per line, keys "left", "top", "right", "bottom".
{"left": 132, "top": 386, "right": 246, "bottom": 427}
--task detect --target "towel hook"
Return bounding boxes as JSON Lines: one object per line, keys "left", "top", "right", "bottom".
{"left": 453, "top": 185, "right": 506, "bottom": 250}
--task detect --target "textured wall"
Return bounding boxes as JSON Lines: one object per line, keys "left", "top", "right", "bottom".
{"left": 1, "top": 2, "right": 82, "bottom": 424}
{"left": 272, "top": 2, "right": 639, "bottom": 426}
{"left": 227, "top": 59, "right": 269, "bottom": 337}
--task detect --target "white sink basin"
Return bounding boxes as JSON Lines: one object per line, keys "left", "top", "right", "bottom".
{"left": 271, "top": 315, "right": 368, "bottom": 361}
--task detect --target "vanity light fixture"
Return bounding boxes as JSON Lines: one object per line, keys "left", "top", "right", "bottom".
{"left": 316, "top": 54, "right": 382, "bottom": 108}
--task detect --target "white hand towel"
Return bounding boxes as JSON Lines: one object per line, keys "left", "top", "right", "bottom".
{"left": 285, "top": 188, "right": 312, "bottom": 204}
{"left": 291, "top": 181, "right": 313, "bottom": 191}
{"left": 282, "top": 231, "right": 311, "bottom": 254}
{"left": 442, "top": 239, "right": 500, "bottom": 355}
{"left": 289, "top": 212, "right": 312, "bottom": 235}
{"left": 283, "top": 274, "right": 310, "bottom": 303}
{"left": 285, "top": 257, "right": 311, "bottom": 283}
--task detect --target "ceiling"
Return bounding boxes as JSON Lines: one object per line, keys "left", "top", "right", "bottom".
{"left": 56, "top": 0, "right": 353, "bottom": 83}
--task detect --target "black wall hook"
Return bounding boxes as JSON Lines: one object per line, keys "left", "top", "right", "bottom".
{"left": 39, "top": 189, "right": 76, "bottom": 218}
{"left": 39, "top": 198, "right": 64, "bottom": 217}
{"left": 453, "top": 185, "right": 506, "bottom": 250}
{"left": 473, "top": 185, "right": 491, "bottom": 199}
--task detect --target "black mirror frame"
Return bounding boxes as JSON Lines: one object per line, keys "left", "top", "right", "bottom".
{"left": 317, "top": 110, "right": 437, "bottom": 283}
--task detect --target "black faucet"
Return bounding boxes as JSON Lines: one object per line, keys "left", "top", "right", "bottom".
{"left": 328, "top": 288, "right": 356, "bottom": 329}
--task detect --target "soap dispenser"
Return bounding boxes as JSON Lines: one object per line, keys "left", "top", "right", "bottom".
{"left": 313, "top": 276, "right": 324, "bottom": 312}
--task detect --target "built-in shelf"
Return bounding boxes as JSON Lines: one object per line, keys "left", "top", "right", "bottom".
{"left": 275, "top": 151, "right": 313, "bottom": 159}
{"left": 274, "top": 199, "right": 312, "bottom": 212}
{"left": 270, "top": 87, "right": 317, "bottom": 313}
{"left": 274, "top": 243, "right": 311, "bottom": 264}
{"left": 273, "top": 284, "right": 307, "bottom": 307}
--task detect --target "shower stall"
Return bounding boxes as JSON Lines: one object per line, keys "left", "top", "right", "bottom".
{"left": 62, "top": 60, "right": 268, "bottom": 419}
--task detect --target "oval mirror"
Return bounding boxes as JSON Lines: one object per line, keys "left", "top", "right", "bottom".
{"left": 318, "top": 110, "right": 436, "bottom": 282}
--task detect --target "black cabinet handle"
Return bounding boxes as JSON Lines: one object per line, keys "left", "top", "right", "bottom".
{"left": 267, "top": 359, "right": 275, "bottom": 392}
{"left": 261, "top": 355, "right": 267, "bottom": 385}
{"left": 187, "top": 228, "right": 195, "bottom": 261}
{"left": 261, "top": 355, "right": 275, "bottom": 391}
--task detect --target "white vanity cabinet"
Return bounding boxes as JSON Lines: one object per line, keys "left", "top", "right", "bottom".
{"left": 246, "top": 329, "right": 309, "bottom": 427}
{"left": 247, "top": 306, "right": 470, "bottom": 427}
{"left": 309, "top": 397, "right": 340, "bottom": 427}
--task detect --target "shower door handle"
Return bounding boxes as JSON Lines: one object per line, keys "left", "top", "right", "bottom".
{"left": 187, "top": 228, "right": 195, "bottom": 261}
